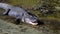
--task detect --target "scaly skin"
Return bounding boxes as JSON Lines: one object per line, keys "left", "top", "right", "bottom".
{"left": 0, "top": 3, "right": 38, "bottom": 25}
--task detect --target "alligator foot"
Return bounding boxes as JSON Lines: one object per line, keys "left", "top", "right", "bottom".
{"left": 15, "top": 19, "right": 21, "bottom": 25}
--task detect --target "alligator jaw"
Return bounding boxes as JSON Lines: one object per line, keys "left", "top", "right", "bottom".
{"left": 28, "top": 22, "right": 38, "bottom": 25}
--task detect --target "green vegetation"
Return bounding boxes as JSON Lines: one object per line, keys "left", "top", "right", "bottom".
{"left": 0, "top": 0, "right": 60, "bottom": 33}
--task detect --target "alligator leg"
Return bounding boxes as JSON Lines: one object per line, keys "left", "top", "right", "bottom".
{"left": 3, "top": 9, "right": 11, "bottom": 15}
{"left": 15, "top": 18, "right": 21, "bottom": 25}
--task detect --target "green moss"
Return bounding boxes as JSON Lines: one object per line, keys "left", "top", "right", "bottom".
{"left": 8, "top": 0, "right": 39, "bottom": 8}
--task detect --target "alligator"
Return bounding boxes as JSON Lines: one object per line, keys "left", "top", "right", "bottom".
{"left": 0, "top": 3, "right": 42, "bottom": 25}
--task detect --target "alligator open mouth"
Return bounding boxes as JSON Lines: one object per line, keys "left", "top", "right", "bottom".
{"left": 31, "top": 22, "right": 38, "bottom": 25}
{"left": 32, "top": 21, "right": 37, "bottom": 23}
{"left": 28, "top": 21, "right": 38, "bottom": 25}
